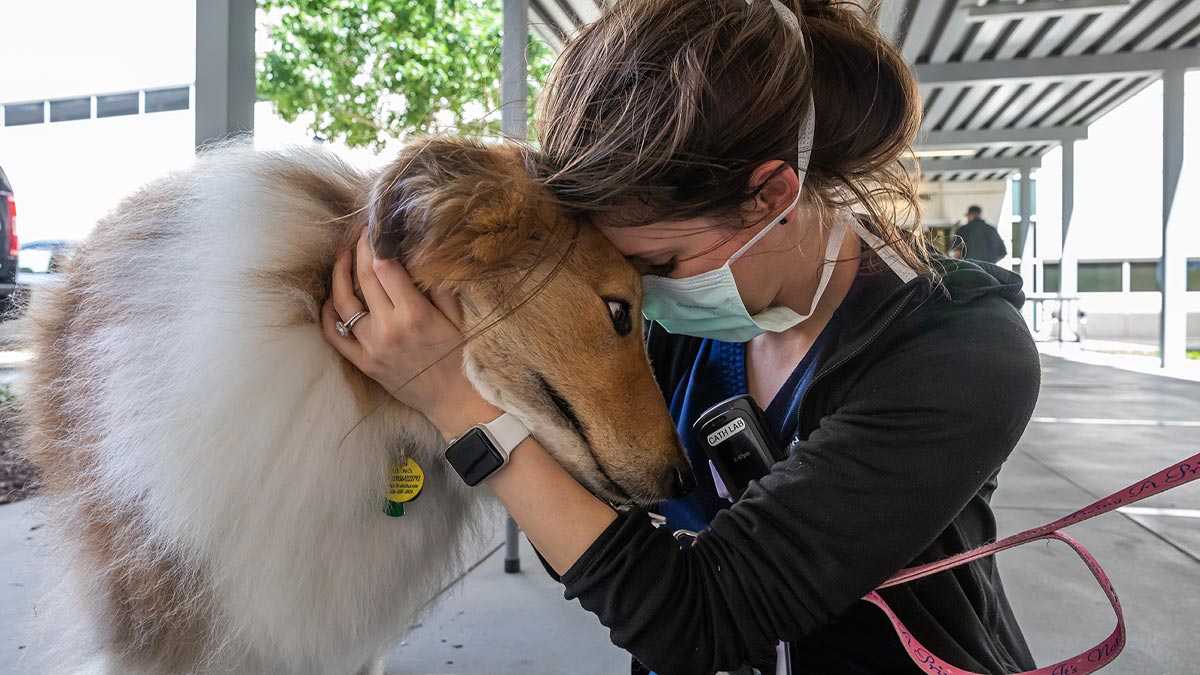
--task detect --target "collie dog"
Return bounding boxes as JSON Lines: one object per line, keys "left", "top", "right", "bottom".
{"left": 18, "top": 138, "right": 689, "bottom": 673}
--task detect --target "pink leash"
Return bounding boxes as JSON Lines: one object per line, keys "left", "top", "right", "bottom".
{"left": 864, "top": 451, "right": 1200, "bottom": 675}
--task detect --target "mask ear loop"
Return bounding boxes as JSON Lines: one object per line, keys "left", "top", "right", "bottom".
{"left": 749, "top": 0, "right": 920, "bottom": 284}
{"left": 746, "top": 0, "right": 817, "bottom": 270}
{"left": 747, "top": 0, "right": 816, "bottom": 195}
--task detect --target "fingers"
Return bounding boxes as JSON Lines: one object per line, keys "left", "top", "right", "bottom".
{"left": 331, "top": 248, "right": 365, "bottom": 320}
{"left": 321, "top": 299, "right": 363, "bottom": 362}
{"left": 372, "top": 254, "right": 431, "bottom": 314}
{"left": 356, "top": 233, "right": 394, "bottom": 312}
{"left": 430, "top": 286, "right": 465, "bottom": 330}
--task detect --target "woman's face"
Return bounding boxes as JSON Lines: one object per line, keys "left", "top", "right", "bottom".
{"left": 595, "top": 163, "right": 807, "bottom": 317}
{"left": 596, "top": 212, "right": 797, "bottom": 318}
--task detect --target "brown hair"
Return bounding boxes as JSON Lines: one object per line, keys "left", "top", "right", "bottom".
{"left": 533, "top": 0, "right": 928, "bottom": 272}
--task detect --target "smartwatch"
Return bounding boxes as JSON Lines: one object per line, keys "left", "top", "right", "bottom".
{"left": 444, "top": 412, "right": 531, "bottom": 486}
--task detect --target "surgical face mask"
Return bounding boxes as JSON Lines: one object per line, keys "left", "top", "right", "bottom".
{"left": 640, "top": 199, "right": 850, "bottom": 343}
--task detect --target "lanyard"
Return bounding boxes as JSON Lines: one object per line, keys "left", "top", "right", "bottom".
{"left": 865, "top": 451, "right": 1200, "bottom": 675}
{"left": 666, "top": 452, "right": 1198, "bottom": 674}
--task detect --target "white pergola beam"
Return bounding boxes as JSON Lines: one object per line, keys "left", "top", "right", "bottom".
{"left": 195, "top": 0, "right": 256, "bottom": 148}
{"left": 503, "top": 0, "right": 530, "bottom": 142}
{"left": 967, "top": 0, "right": 1131, "bottom": 21}
{"left": 917, "top": 125, "right": 1088, "bottom": 150}
{"left": 1018, "top": 168, "right": 1035, "bottom": 320}
{"left": 1160, "top": 68, "right": 1187, "bottom": 369}
{"left": 501, "top": 0, "right": 534, "bottom": 573}
{"left": 1060, "top": 139, "right": 1077, "bottom": 299}
{"left": 915, "top": 47, "right": 1200, "bottom": 85}
{"left": 913, "top": 156, "right": 1040, "bottom": 173}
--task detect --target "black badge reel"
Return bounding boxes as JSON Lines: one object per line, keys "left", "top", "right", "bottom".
{"left": 690, "top": 394, "right": 792, "bottom": 675}
{"left": 693, "top": 395, "right": 786, "bottom": 502}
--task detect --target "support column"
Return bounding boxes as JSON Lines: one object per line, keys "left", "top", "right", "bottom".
{"left": 1019, "top": 169, "right": 1035, "bottom": 325}
{"left": 1060, "top": 139, "right": 1077, "bottom": 341}
{"left": 501, "top": 0, "right": 529, "bottom": 574}
{"left": 195, "top": 0, "right": 256, "bottom": 149}
{"left": 501, "top": 0, "right": 530, "bottom": 141}
{"left": 1160, "top": 69, "right": 1186, "bottom": 369}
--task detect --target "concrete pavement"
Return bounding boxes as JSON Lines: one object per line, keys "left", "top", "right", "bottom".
{"left": 0, "top": 499, "right": 626, "bottom": 675}
{"left": 0, "top": 354, "right": 1197, "bottom": 674}
{"left": 995, "top": 356, "right": 1200, "bottom": 674}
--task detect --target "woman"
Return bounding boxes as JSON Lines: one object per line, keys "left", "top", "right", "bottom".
{"left": 323, "top": 0, "right": 1042, "bottom": 673}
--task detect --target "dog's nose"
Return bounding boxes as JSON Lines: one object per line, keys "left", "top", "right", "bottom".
{"left": 664, "top": 463, "right": 697, "bottom": 499}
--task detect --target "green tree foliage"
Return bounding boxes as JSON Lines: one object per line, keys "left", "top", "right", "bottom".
{"left": 259, "top": 0, "right": 554, "bottom": 149}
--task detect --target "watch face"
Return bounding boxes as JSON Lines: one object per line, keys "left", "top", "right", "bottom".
{"left": 445, "top": 427, "right": 506, "bottom": 486}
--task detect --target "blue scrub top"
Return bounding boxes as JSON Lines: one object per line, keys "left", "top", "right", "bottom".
{"left": 656, "top": 311, "right": 843, "bottom": 534}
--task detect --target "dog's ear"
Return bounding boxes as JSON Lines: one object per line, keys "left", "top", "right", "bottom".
{"left": 367, "top": 138, "right": 565, "bottom": 287}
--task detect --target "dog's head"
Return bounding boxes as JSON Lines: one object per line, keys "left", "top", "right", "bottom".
{"left": 366, "top": 138, "right": 692, "bottom": 505}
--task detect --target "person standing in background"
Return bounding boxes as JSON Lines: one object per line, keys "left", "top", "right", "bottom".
{"left": 951, "top": 205, "right": 1007, "bottom": 264}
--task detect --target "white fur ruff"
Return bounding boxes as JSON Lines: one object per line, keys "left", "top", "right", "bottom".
{"left": 25, "top": 145, "right": 483, "bottom": 674}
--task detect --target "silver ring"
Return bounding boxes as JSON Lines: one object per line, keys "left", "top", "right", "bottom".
{"left": 335, "top": 310, "right": 369, "bottom": 338}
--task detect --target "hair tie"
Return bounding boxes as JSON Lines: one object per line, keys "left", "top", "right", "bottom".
{"left": 745, "top": 0, "right": 816, "bottom": 186}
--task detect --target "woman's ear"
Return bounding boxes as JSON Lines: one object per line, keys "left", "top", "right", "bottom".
{"left": 746, "top": 160, "right": 800, "bottom": 223}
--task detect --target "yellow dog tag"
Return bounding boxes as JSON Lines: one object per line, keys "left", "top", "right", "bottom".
{"left": 385, "top": 457, "right": 424, "bottom": 517}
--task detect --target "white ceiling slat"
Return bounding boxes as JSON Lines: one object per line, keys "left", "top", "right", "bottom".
{"left": 531, "top": 0, "right": 578, "bottom": 37}
{"left": 963, "top": 82, "right": 1019, "bottom": 128}
{"left": 902, "top": 0, "right": 948, "bottom": 62}
{"left": 940, "top": 84, "right": 994, "bottom": 129}
{"left": 929, "top": 5, "right": 973, "bottom": 63}
{"left": 567, "top": 0, "right": 604, "bottom": 24}
{"left": 993, "top": 16, "right": 1050, "bottom": 60}
{"left": 1044, "top": 77, "right": 1115, "bottom": 125}
{"left": 1067, "top": 76, "right": 1150, "bottom": 124}
{"left": 1026, "top": 78, "right": 1093, "bottom": 125}
{"left": 922, "top": 84, "right": 959, "bottom": 130}
{"left": 1026, "top": 13, "right": 1089, "bottom": 58}
{"left": 986, "top": 82, "right": 1044, "bottom": 128}
{"left": 529, "top": 20, "right": 565, "bottom": 52}
{"left": 1092, "top": 0, "right": 1173, "bottom": 54}
{"left": 1163, "top": 20, "right": 1200, "bottom": 49}
{"left": 960, "top": 14, "right": 1010, "bottom": 62}
{"left": 1011, "top": 81, "right": 1068, "bottom": 126}
{"left": 1072, "top": 76, "right": 1155, "bottom": 123}
{"left": 528, "top": 0, "right": 568, "bottom": 45}
{"left": 1123, "top": 0, "right": 1200, "bottom": 51}
{"left": 1156, "top": 13, "right": 1200, "bottom": 48}
{"left": 1058, "top": 2, "right": 1139, "bottom": 55}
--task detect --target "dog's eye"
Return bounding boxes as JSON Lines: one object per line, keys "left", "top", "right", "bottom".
{"left": 604, "top": 298, "right": 632, "bottom": 337}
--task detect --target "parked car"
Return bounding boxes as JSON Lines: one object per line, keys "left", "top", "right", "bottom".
{"left": 13, "top": 240, "right": 77, "bottom": 312}
{"left": 0, "top": 165, "right": 17, "bottom": 317}
{"left": 19, "top": 239, "right": 76, "bottom": 275}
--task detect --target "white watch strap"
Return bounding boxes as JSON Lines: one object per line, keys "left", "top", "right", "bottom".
{"left": 481, "top": 412, "right": 530, "bottom": 459}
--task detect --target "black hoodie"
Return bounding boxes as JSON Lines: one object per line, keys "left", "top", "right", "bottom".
{"left": 559, "top": 252, "right": 1041, "bottom": 675}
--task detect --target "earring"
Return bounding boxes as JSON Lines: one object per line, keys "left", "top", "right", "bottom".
{"left": 781, "top": 218, "right": 788, "bottom": 224}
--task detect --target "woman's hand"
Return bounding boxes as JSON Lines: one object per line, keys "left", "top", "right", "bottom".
{"left": 321, "top": 230, "right": 499, "bottom": 438}
{"left": 323, "top": 233, "right": 615, "bottom": 576}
